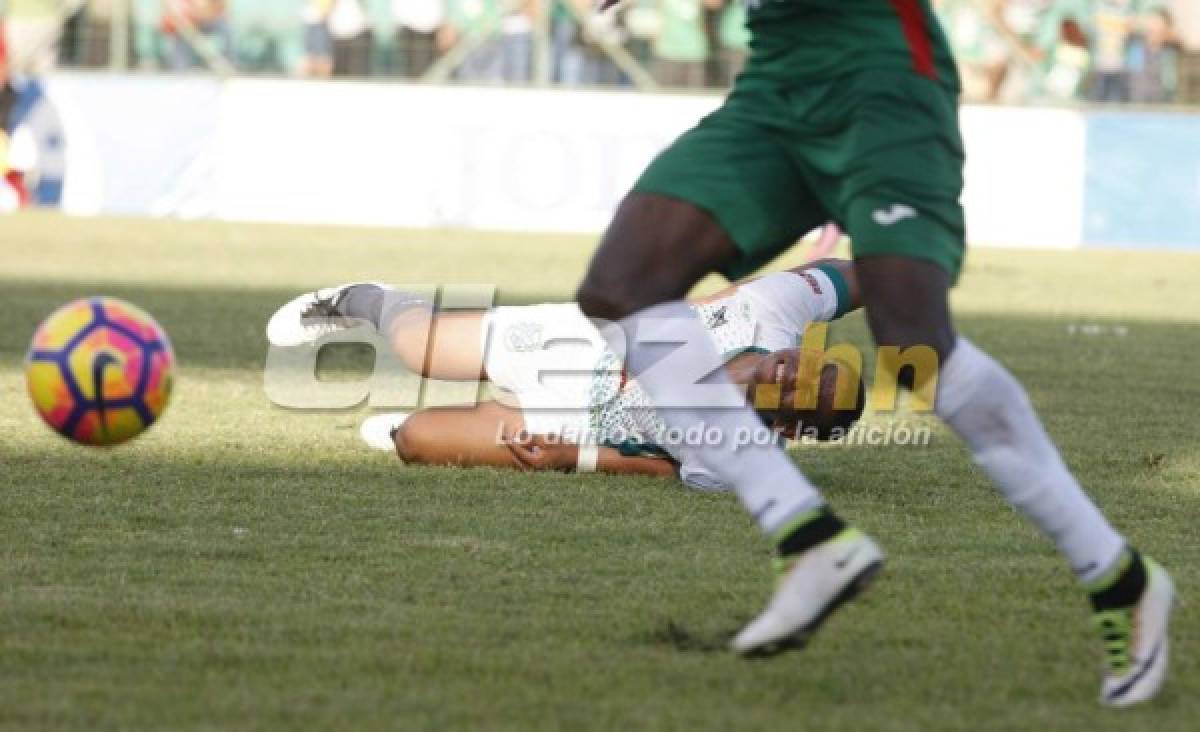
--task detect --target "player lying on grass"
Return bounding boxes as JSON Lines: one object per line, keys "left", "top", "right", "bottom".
{"left": 268, "top": 259, "right": 865, "bottom": 489}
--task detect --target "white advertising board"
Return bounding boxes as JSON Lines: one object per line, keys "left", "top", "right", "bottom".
{"left": 45, "top": 73, "right": 1088, "bottom": 249}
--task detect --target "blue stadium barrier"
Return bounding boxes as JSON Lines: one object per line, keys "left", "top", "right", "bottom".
{"left": 1084, "top": 111, "right": 1200, "bottom": 250}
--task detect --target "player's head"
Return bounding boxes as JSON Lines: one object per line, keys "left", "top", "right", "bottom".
{"left": 750, "top": 349, "right": 865, "bottom": 441}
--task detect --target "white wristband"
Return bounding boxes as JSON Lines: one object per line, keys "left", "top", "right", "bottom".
{"left": 575, "top": 444, "right": 599, "bottom": 473}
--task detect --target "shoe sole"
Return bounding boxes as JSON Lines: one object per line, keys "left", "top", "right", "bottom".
{"left": 741, "top": 559, "right": 884, "bottom": 659}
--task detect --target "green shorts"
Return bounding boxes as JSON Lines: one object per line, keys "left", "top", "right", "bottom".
{"left": 633, "top": 69, "right": 967, "bottom": 282}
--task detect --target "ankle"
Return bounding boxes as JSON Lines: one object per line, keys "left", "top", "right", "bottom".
{"left": 1088, "top": 548, "right": 1148, "bottom": 611}
{"left": 337, "top": 284, "right": 387, "bottom": 327}
{"left": 774, "top": 506, "right": 847, "bottom": 557}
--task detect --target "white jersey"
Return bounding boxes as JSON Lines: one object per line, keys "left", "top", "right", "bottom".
{"left": 481, "top": 268, "right": 847, "bottom": 489}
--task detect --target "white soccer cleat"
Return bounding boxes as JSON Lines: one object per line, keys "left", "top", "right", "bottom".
{"left": 732, "top": 528, "right": 884, "bottom": 656}
{"left": 1096, "top": 558, "right": 1175, "bottom": 707}
{"left": 266, "top": 282, "right": 386, "bottom": 347}
{"left": 360, "top": 412, "right": 411, "bottom": 452}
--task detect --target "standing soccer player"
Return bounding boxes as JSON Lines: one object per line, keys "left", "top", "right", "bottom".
{"left": 578, "top": 0, "right": 1173, "bottom": 706}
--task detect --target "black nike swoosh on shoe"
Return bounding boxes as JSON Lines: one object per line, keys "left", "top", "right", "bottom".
{"left": 1105, "top": 641, "right": 1162, "bottom": 702}
{"left": 751, "top": 500, "right": 777, "bottom": 524}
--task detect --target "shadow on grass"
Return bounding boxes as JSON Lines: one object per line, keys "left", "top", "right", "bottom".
{"left": 4, "top": 278, "right": 1198, "bottom": 489}
{"left": 637, "top": 618, "right": 739, "bottom": 654}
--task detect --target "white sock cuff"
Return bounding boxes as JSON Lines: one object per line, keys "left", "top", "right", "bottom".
{"left": 935, "top": 337, "right": 992, "bottom": 418}
{"left": 1081, "top": 542, "right": 1130, "bottom": 585}
{"left": 380, "top": 291, "right": 433, "bottom": 333}
{"left": 762, "top": 495, "right": 829, "bottom": 536}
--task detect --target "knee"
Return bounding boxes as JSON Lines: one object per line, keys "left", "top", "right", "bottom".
{"left": 865, "top": 302, "right": 957, "bottom": 361}
{"left": 392, "top": 421, "right": 428, "bottom": 464}
{"left": 855, "top": 255, "right": 957, "bottom": 358}
{"left": 577, "top": 271, "right": 681, "bottom": 322}
{"left": 577, "top": 193, "right": 734, "bottom": 319}
{"left": 577, "top": 277, "right": 638, "bottom": 322}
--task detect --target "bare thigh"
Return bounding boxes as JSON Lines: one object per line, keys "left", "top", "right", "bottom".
{"left": 389, "top": 309, "right": 489, "bottom": 381}
{"left": 576, "top": 193, "right": 742, "bottom": 321}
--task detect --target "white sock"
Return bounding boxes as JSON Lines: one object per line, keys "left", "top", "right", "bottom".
{"left": 935, "top": 338, "right": 1125, "bottom": 583}
{"left": 617, "top": 301, "right": 825, "bottom": 534}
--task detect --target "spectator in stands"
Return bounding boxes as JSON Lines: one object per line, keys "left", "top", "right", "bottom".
{"left": 498, "top": 0, "right": 537, "bottom": 83}
{"left": 716, "top": 0, "right": 747, "bottom": 86}
{"left": 1088, "top": 0, "right": 1140, "bottom": 102}
{"left": 550, "top": 0, "right": 625, "bottom": 86}
{"left": 648, "top": 0, "right": 721, "bottom": 88}
{"left": 162, "top": 0, "right": 231, "bottom": 71}
{"left": 997, "top": 0, "right": 1092, "bottom": 101}
{"left": 1127, "top": 6, "right": 1183, "bottom": 102}
{"left": 441, "top": 0, "right": 502, "bottom": 82}
{"left": 327, "top": 0, "right": 371, "bottom": 76}
{"left": 551, "top": 0, "right": 584, "bottom": 84}
{"left": 935, "top": 0, "right": 1013, "bottom": 102}
{"left": 0, "top": 25, "right": 64, "bottom": 210}
{"left": 60, "top": 0, "right": 113, "bottom": 68}
{"left": 394, "top": 0, "right": 443, "bottom": 77}
{"left": 132, "top": 0, "right": 163, "bottom": 68}
{"left": 301, "top": 0, "right": 335, "bottom": 77}
{"left": 0, "top": 25, "right": 26, "bottom": 211}
{"left": 3, "top": 0, "right": 68, "bottom": 74}
{"left": 228, "top": 0, "right": 307, "bottom": 74}
{"left": 442, "top": 0, "right": 535, "bottom": 84}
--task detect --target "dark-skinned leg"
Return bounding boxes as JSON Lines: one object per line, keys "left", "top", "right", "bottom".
{"left": 855, "top": 254, "right": 1137, "bottom": 604}
{"left": 576, "top": 193, "right": 740, "bottom": 321}
{"left": 856, "top": 253, "right": 1173, "bottom": 703}
{"left": 852, "top": 255, "right": 956, "bottom": 359}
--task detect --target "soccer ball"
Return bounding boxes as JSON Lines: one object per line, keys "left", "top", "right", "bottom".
{"left": 26, "top": 297, "right": 175, "bottom": 446}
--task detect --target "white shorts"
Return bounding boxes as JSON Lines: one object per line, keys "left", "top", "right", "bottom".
{"left": 477, "top": 270, "right": 841, "bottom": 443}
{"left": 481, "top": 303, "right": 613, "bottom": 438}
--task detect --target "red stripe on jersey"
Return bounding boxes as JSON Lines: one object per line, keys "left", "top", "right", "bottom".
{"left": 888, "top": 0, "right": 937, "bottom": 79}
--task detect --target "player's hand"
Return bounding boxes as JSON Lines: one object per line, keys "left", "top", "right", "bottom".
{"left": 754, "top": 349, "right": 818, "bottom": 400}
{"left": 504, "top": 434, "right": 579, "bottom": 472}
{"left": 752, "top": 348, "right": 824, "bottom": 435}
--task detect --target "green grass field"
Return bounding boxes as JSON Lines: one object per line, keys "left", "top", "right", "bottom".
{"left": 2, "top": 212, "right": 1198, "bottom": 730}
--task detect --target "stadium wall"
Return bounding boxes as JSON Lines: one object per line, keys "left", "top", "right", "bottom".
{"left": 41, "top": 73, "right": 1200, "bottom": 251}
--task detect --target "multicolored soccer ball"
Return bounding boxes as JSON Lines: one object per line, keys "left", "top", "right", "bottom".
{"left": 26, "top": 297, "right": 175, "bottom": 446}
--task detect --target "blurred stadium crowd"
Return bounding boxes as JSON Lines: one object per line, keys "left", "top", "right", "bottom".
{"left": 0, "top": 0, "right": 1197, "bottom": 102}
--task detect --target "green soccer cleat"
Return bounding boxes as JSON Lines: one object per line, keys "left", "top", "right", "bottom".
{"left": 1094, "top": 557, "right": 1175, "bottom": 707}
{"left": 732, "top": 527, "right": 884, "bottom": 656}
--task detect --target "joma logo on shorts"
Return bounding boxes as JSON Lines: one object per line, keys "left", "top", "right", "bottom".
{"left": 872, "top": 204, "right": 918, "bottom": 227}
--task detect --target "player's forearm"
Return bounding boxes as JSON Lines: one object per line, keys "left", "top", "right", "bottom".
{"left": 596, "top": 448, "right": 679, "bottom": 478}
{"left": 396, "top": 437, "right": 526, "bottom": 471}
{"left": 499, "top": 440, "right": 678, "bottom": 477}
